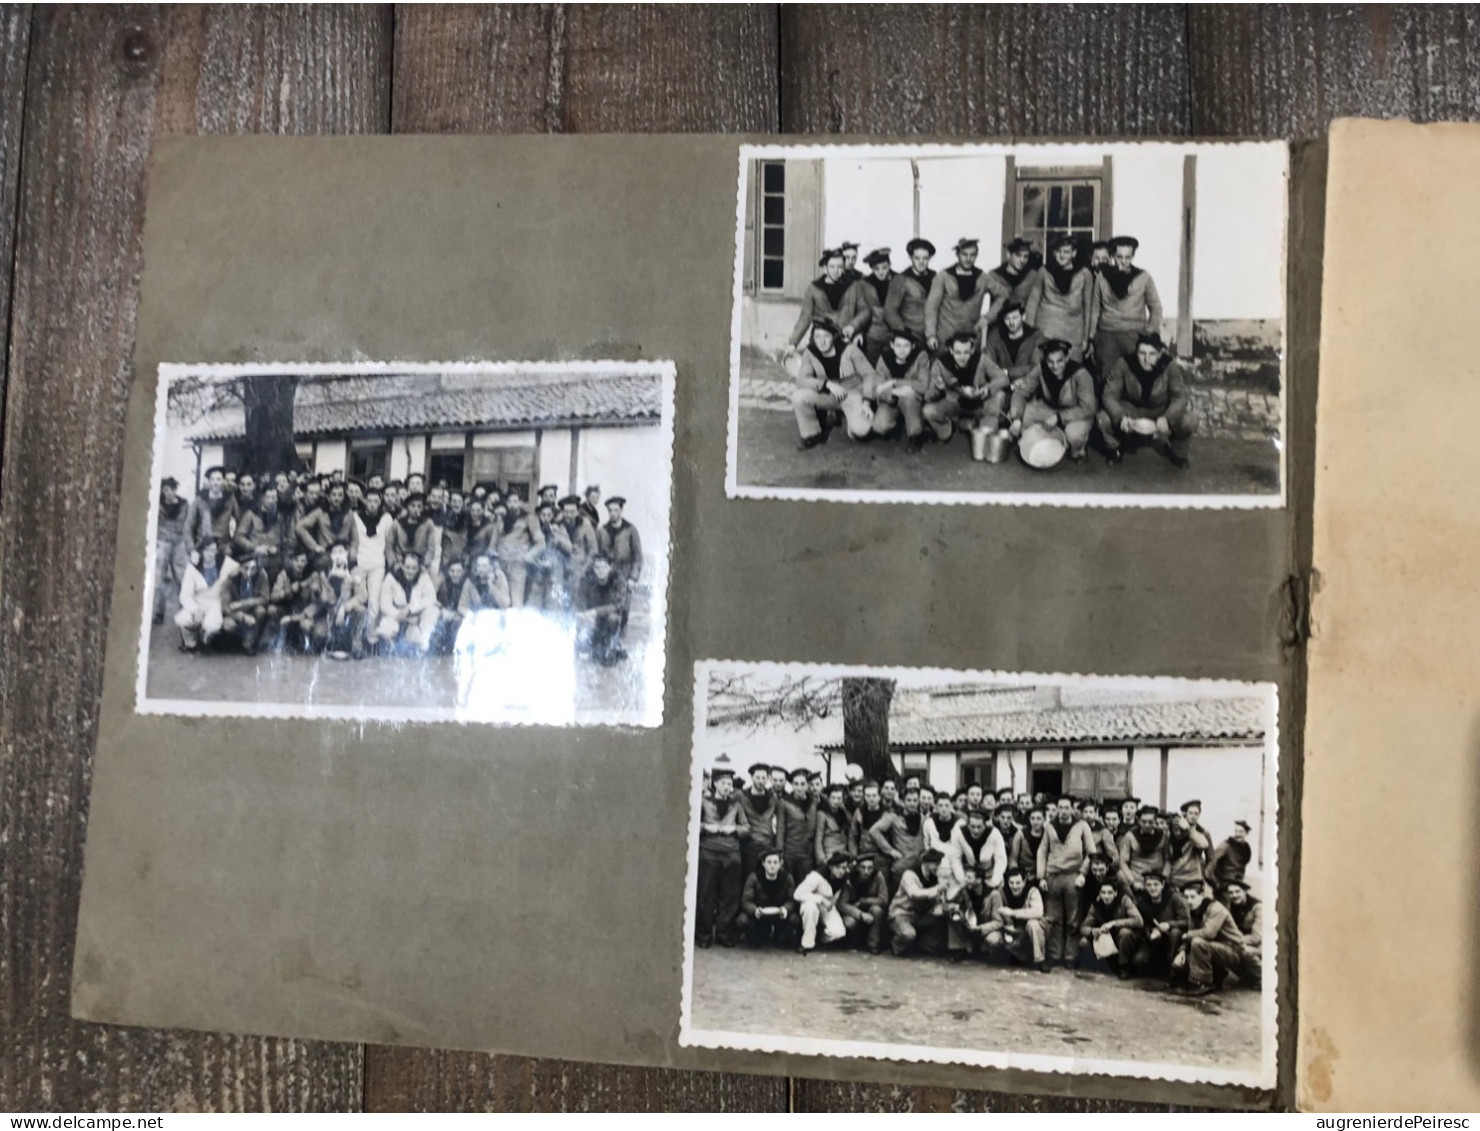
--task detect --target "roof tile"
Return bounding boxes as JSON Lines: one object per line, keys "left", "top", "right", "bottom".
{"left": 185, "top": 372, "right": 660, "bottom": 442}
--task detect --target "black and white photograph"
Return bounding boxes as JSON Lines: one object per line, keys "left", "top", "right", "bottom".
{"left": 138, "top": 361, "right": 674, "bottom": 727}
{"left": 680, "top": 660, "right": 1278, "bottom": 1088}
{"left": 727, "top": 142, "right": 1287, "bottom": 508}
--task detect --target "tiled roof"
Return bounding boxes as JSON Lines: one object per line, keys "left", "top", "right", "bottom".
{"left": 184, "top": 372, "right": 661, "bottom": 442}
{"left": 820, "top": 697, "right": 1266, "bottom": 751}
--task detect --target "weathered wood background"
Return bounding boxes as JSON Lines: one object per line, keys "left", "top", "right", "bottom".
{"left": 0, "top": 4, "right": 1473, "bottom": 1113}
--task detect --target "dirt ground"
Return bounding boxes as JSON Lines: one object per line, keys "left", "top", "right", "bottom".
{"left": 734, "top": 404, "right": 1281, "bottom": 498}
{"left": 688, "top": 945, "right": 1262, "bottom": 1075}
{"left": 143, "top": 586, "right": 656, "bottom": 723}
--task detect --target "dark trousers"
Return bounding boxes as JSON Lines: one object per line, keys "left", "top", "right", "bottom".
{"left": 696, "top": 853, "right": 742, "bottom": 944}
{"left": 1074, "top": 925, "right": 1142, "bottom": 970}
{"left": 734, "top": 910, "right": 797, "bottom": 949}
{"left": 890, "top": 909, "right": 948, "bottom": 956}
{"left": 222, "top": 611, "right": 266, "bottom": 655}
{"left": 579, "top": 611, "right": 626, "bottom": 665}
{"left": 325, "top": 609, "right": 367, "bottom": 657}
{"left": 842, "top": 908, "right": 887, "bottom": 952}
{"left": 1042, "top": 874, "right": 1081, "bottom": 962}
{"left": 428, "top": 610, "right": 462, "bottom": 655}
{"left": 1187, "top": 937, "right": 1245, "bottom": 986}
{"left": 1131, "top": 927, "right": 1184, "bottom": 977}
{"left": 1093, "top": 328, "right": 1141, "bottom": 395}
{"left": 1097, "top": 405, "right": 1197, "bottom": 460}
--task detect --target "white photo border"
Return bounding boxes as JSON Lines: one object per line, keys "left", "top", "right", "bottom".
{"left": 135, "top": 359, "right": 677, "bottom": 729}
{"left": 678, "top": 658, "right": 1280, "bottom": 1090}
{"left": 725, "top": 141, "right": 1289, "bottom": 511}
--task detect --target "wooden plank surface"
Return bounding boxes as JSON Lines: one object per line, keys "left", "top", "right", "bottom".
{"left": 0, "top": 5, "right": 390, "bottom": 1111}
{"left": 366, "top": 3, "right": 783, "bottom": 1112}
{"left": 778, "top": 5, "right": 1192, "bottom": 135}
{"left": 1190, "top": 5, "right": 1480, "bottom": 138}
{"left": 5, "top": 3, "right": 1480, "bottom": 1113}
{"left": 0, "top": 5, "right": 28, "bottom": 462}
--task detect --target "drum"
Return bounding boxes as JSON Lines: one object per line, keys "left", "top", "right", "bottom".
{"left": 1018, "top": 423, "right": 1068, "bottom": 469}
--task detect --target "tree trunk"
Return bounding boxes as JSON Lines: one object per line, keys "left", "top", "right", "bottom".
{"left": 841, "top": 677, "right": 895, "bottom": 782}
{"left": 240, "top": 374, "right": 304, "bottom": 476}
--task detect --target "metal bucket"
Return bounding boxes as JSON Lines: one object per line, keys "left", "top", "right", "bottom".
{"left": 985, "top": 429, "right": 1014, "bottom": 464}
{"left": 969, "top": 424, "right": 991, "bottom": 462}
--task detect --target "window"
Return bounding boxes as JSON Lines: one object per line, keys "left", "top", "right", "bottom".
{"left": 469, "top": 444, "right": 536, "bottom": 501}
{"left": 428, "top": 452, "right": 466, "bottom": 492}
{"left": 1030, "top": 766, "right": 1064, "bottom": 798}
{"left": 1017, "top": 175, "right": 1100, "bottom": 267}
{"left": 1068, "top": 762, "right": 1131, "bottom": 803}
{"left": 958, "top": 752, "right": 997, "bottom": 791}
{"left": 349, "top": 438, "right": 389, "bottom": 482}
{"left": 899, "top": 752, "right": 929, "bottom": 775}
{"left": 757, "top": 161, "right": 786, "bottom": 291}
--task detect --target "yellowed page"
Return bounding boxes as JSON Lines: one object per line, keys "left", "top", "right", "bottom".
{"left": 1300, "top": 118, "right": 1480, "bottom": 1111}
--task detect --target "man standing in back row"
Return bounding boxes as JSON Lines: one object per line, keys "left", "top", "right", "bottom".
{"left": 924, "top": 237, "right": 988, "bottom": 353}
{"left": 1089, "top": 234, "right": 1163, "bottom": 387}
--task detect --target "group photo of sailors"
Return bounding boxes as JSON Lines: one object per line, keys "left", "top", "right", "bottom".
{"left": 695, "top": 764, "right": 1261, "bottom": 999}
{"left": 153, "top": 467, "right": 644, "bottom": 668}
{"left": 781, "top": 235, "right": 1194, "bottom": 471}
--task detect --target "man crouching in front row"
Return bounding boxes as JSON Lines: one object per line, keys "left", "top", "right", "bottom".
{"left": 981, "top": 867, "right": 1050, "bottom": 973}
{"left": 1099, "top": 331, "right": 1197, "bottom": 469}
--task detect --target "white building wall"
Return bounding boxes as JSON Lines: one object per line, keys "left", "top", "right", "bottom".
{"left": 159, "top": 440, "right": 201, "bottom": 494}
{"left": 919, "top": 157, "right": 1002, "bottom": 254}
{"left": 998, "top": 750, "right": 1029, "bottom": 794}
{"left": 387, "top": 435, "right": 418, "bottom": 480}
{"left": 1163, "top": 745, "right": 1266, "bottom": 864}
{"left": 927, "top": 752, "right": 957, "bottom": 796}
{"left": 575, "top": 425, "right": 670, "bottom": 560}
{"left": 1130, "top": 746, "right": 1163, "bottom": 807}
{"left": 429, "top": 431, "right": 464, "bottom": 452}
{"left": 537, "top": 429, "right": 573, "bottom": 495}
{"left": 313, "top": 439, "right": 347, "bottom": 476}
{"left": 821, "top": 157, "right": 917, "bottom": 254}
{"left": 1192, "top": 145, "right": 1288, "bottom": 321}
{"left": 1110, "top": 149, "right": 1186, "bottom": 333}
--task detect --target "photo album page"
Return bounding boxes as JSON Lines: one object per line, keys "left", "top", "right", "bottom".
{"left": 73, "top": 135, "right": 1311, "bottom": 1108}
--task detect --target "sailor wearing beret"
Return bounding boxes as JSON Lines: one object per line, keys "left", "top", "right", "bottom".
{"left": 924, "top": 237, "right": 989, "bottom": 353}
{"left": 596, "top": 495, "right": 643, "bottom": 587}
{"left": 983, "top": 237, "right": 1041, "bottom": 328}
{"left": 1088, "top": 234, "right": 1164, "bottom": 387}
{"left": 1031, "top": 233, "right": 1094, "bottom": 360}
{"left": 869, "top": 326, "right": 933, "bottom": 445}
{"left": 556, "top": 493, "right": 599, "bottom": 578}
{"left": 922, "top": 330, "right": 1008, "bottom": 451}
{"left": 1008, "top": 337, "right": 1098, "bottom": 463}
{"left": 838, "top": 240, "right": 863, "bottom": 285}
{"left": 1098, "top": 331, "right": 1196, "bottom": 468}
{"left": 857, "top": 247, "right": 897, "bottom": 363}
{"left": 883, "top": 237, "right": 937, "bottom": 341}
{"left": 982, "top": 300, "right": 1045, "bottom": 397}
{"left": 789, "top": 316, "right": 878, "bottom": 449}
{"left": 785, "top": 247, "right": 869, "bottom": 355}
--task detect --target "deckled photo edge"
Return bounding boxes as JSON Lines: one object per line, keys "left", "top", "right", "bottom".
{"left": 137, "top": 360, "right": 678, "bottom": 729}
{"left": 677, "top": 658, "right": 1279, "bottom": 1091}
{"left": 726, "top": 140, "right": 1290, "bottom": 510}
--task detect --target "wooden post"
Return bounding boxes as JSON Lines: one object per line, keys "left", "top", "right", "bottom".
{"left": 1000, "top": 156, "right": 1016, "bottom": 248}
{"left": 568, "top": 425, "right": 581, "bottom": 495}
{"left": 1177, "top": 153, "right": 1197, "bottom": 357}
{"left": 1159, "top": 747, "right": 1170, "bottom": 810}
{"left": 1099, "top": 155, "right": 1114, "bottom": 239}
